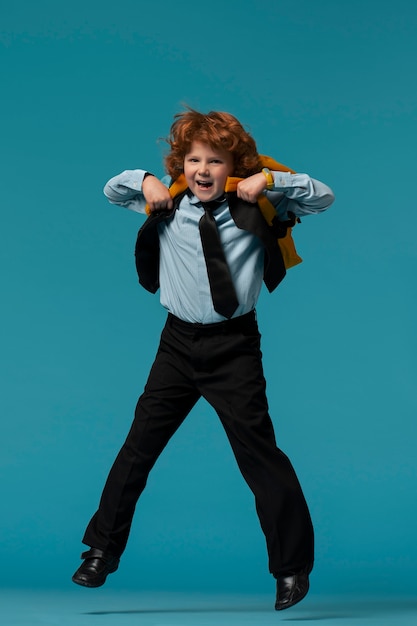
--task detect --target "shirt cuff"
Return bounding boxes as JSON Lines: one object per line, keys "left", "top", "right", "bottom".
{"left": 272, "top": 171, "right": 297, "bottom": 189}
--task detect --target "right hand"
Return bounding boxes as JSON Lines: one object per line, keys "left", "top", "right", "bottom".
{"left": 142, "top": 175, "right": 173, "bottom": 212}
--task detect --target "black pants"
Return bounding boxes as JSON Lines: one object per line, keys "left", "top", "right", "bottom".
{"left": 82, "top": 311, "right": 314, "bottom": 576}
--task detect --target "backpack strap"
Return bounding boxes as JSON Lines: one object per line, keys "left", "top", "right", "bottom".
{"left": 225, "top": 166, "right": 302, "bottom": 269}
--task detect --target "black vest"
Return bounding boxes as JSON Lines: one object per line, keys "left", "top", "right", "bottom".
{"left": 134, "top": 191, "right": 286, "bottom": 295}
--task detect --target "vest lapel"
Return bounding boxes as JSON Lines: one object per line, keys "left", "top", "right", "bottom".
{"left": 227, "top": 192, "right": 286, "bottom": 292}
{"left": 135, "top": 191, "right": 188, "bottom": 293}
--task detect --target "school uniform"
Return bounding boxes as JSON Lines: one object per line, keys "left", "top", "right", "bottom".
{"left": 80, "top": 168, "right": 334, "bottom": 577}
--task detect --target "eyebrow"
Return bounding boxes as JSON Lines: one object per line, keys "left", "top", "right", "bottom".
{"left": 186, "top": 153, "right": 225, "bottom": 160}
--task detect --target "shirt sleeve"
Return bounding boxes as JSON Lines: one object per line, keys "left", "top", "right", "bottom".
{"left": 103, "top": 169, "right": 151, "bottom": 214}
{"left": 267, "top": 171, "right": 335, "bottom": 219}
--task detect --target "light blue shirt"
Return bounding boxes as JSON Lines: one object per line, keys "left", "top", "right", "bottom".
{"left": 104, "top": 169, "right": 334, "bottom": 323}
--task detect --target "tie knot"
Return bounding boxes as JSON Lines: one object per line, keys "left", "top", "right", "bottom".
{"left": 202, "top": 196, "right": 226, "bottom": 212}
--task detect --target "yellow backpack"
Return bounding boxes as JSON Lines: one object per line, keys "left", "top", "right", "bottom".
{"left": 146, "top": 156, "right": 302, "bottom": 270}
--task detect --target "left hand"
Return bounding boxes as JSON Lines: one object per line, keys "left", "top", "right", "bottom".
{"left": 236, "top": 172, "right": 269, "bottom": 203}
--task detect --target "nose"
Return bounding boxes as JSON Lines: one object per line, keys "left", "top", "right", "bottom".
{"left": 198, "top": 163, "right": 209, "bottom": 176}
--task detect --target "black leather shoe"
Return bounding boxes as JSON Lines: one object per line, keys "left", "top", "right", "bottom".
{"left": 275, "top": 570, "right": 309, "bottom": 611}
{"left": 72, "top": 548, "right": 120, "bottom": 588}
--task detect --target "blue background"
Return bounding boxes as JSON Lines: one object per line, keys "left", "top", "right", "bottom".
{"left": 1, "top": 0, "right": 416, "bottom": 596}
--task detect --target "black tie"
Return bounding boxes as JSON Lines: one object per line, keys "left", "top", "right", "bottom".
{"left": 199, "top": 201, "right": 239, "bottom": 319}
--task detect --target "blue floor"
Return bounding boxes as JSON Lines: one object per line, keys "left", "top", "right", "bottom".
{"left": 2, "top": 590, "right": 417, "bottom": 626}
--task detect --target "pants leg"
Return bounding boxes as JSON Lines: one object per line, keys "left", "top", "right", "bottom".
{"left": 82, "top": 311, "right": 314, "bottom": 576}
{"left": 82, "top": 319, "right": 200, "bottom": 556}
{"left": 191, "top": 316, "right": 314, "bottom": 576}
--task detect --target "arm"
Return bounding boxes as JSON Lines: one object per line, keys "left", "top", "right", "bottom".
{"left": 236, "top": 171, "right": 335, "bottom": 218}
{"left": 103, "top": 170, "right": 173, "bottom": 213}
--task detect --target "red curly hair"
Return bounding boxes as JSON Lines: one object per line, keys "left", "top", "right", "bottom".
{"left": 164, "top": 108, "right": 262, "bottom": 180}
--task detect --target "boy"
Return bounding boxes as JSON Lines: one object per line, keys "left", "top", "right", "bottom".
{"left": 72, "top": 109, "right": 335, "bottom": 611}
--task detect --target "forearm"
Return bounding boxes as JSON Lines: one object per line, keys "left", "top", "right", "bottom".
{"left": 103, "top": 169, "right": 149, "bottom": 213}
{"left": 270, "top": 171, "right": 335, "bottom": 217}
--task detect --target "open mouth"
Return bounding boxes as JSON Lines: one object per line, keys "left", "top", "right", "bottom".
{"left": 196, "top": 181, "right": 213, "bottom": 189}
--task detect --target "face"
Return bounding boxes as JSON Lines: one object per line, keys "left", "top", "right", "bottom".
{"left": 183, "top": 141, "right": 234, "bottom": 202}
